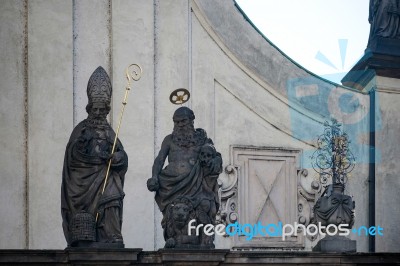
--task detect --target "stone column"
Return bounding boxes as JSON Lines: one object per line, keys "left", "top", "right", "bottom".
{"left": 342, "top": 37, "right": 400, "bottom": 252}
{"left": 28, "top": 0, "right": 73, "bottom": 248}
{"left": 374, "top": 76, "right": 400, "bottom": 252}
{"left": 111, "top": 0, "right": 156, "bottom": 250}
{"left": 153, "top": 0, "right": 191, "bottom": 249}
{"left": 0, "top": 0, "right": 27, "bottom": 249}
{"left": 73, "top": 0, "right": 111, "bottom": 125}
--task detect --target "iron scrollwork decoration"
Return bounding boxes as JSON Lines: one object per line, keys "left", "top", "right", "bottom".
{"left": 311, "top": 118, "right": 355, "bottom": 187}
{"left": 311, "top": 119, "right": 356, "bottom": 232}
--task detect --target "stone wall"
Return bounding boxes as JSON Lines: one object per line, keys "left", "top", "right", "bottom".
{"left": 374, "top": 76, "right": 400, "bottom": 252}
{"left": 0, "top": 0, "right": 391, "bottom": 252}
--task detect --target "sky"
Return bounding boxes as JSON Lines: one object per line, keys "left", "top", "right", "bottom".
{"left": 235, "top": 0, "right": 371, "bottom": 84}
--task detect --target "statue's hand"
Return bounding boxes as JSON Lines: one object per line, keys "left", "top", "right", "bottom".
{"left": 147, "top": 177, "right": 159, "bottom": 192}
{"left": 100, "top": 151, "right": 110, "bottom": 160}
{"left": 110, "top": 151, "right": 124, "bottom": 165}
{"left": 208, "top": 157, "right": 222, "bottom": 174}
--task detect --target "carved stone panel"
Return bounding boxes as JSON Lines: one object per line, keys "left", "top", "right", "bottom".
{"left": 219, "top": 146, "right": 312, "bottom": 249}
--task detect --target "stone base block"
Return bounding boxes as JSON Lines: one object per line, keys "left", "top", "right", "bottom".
{"left": 70, "top": 240, "right": 124, "bottom": 249}
{"left": 342, "top": 37, "right": 400, "bottom": 90}
{"left": 313, "top": 235, "right": 356, "bottom": 253}
{"left": 2, "top": 249, "right": 400, "bottom": 265}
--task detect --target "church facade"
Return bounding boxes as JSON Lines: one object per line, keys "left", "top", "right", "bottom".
{"left": 0, "top": 0, "right": 399, "bottom": 254}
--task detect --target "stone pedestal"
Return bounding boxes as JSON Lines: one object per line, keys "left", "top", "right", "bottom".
{"left": 1, "top": 249, "right": 399, "bottom": 265}
{"left": 341, "top": 37, "right": 400, "bottom": 252}
{"left": 70, "top": 241, "right": 124, "bottom": 249}
{"left": 367, "top": 36, "right": 400, "bottom": 58}
{"left": 342, "top": 37, "right": 400, "bottom": 91}
{"left": 0, "top": 248, "right": 142, "bottom": 265}
{"left": 154, "top": 249, "right": 229, "bottom": 266}
{"left": 67, "top": 248, "right": 141, "bottom": 265}
{"left": 312, "top": 235, "right": 356, "bottom": 253}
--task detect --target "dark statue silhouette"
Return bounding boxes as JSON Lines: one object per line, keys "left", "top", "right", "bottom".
{"left": 368, "top": 0, "right": 400, "bottom": 48}
{"left": 61, "top": 66, "right": 127, "bottom": 248}
{"left": 147, "top": 106, "right": 222, "bottom": 248}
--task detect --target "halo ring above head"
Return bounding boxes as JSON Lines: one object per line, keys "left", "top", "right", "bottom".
{"left": 169, "top": 88, "right": 190, "bottom": 105}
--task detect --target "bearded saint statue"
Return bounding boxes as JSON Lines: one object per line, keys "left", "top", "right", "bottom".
{"left": 368, "top": 0, "right": 400, "bottom": 48}
{"left": 147, "top": 106, "right": 222, "bottom": 248}
{"left": 61, "top": 66, "right": 127, "bottom": 248}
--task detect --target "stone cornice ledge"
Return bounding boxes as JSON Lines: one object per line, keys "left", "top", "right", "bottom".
{"left": 1, "top": 249, "right": 400, "bottom": 265}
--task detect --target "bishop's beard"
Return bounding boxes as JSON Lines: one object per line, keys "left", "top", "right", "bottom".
{"left": 172, "top": 123, "right": 196, "bottom": 147}
{"left": 86, "top": 114, "right": 109, "bottom": 127}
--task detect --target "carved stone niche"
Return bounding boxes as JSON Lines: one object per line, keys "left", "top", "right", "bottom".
{"left": 217, "top": 146, "right": 317, "bottom": 249}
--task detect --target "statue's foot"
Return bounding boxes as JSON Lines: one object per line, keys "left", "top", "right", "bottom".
{"left": 208, "top": 243, "right": 215, "bottom": 249}
{"left": 200, "top": 236, "right": 215, "bottom": 249}
{"left": 165, "top": 238, "right": 176, "bottom": 248}
{"left": 111, "top": 234, "right": 124, "bottom": 244}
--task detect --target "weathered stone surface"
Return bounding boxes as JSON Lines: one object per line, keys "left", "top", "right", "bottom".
{"left": 0, "top": 249, "right": 399, "bottom": 265}
{"left": 0, "top": 0, "right": 27, "bottom": 249}
{"left": 225, "top": 146, "right": 306, "bottom": 249}
{"left": 340, "top": 67, "right": 400, "bottom": 252}
{"left": 67, "top": 248, "right": 141, "bottom": 265}
{"left": 27, "top": 0, "right": 73, "bottom": 249}
{"left": 374, "top": 77, "right": 400, "bottom": 252}
{"left": 73, "top": 0, "right": 111, "bottom": 125}
{"left": 342, "top": 49, "right": 400, "bottom": 89}
{"left": 0, "top": 0, "right": 386, "bottom": 252}
{"left": 111, "top": 0, "right": 156, "bottom": 251}
{"left": 313, "top": 235, "right": 356, "bottom": 253}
